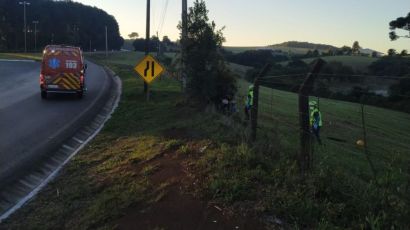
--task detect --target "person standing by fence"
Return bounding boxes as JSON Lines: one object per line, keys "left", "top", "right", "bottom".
{"left": 309, "top": 100, "right": 323, "bottom": 144}
{"left": 244, "top": 84, "right": 254, "bottom": 120}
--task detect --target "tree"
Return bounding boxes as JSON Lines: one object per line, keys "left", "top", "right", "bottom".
{"left": 324, "top": 49, "right": 334, "bottom": 56}
{"left": 162, "top": 36, "right": 171, "bottom": 45}
{"left": 179, "top": 0, "right": 236, "bottom": 103}
{"left": 371, "top": 51, "right": 378, "bottom": 58}
{"left": 0, "top": 0, "right": 124, "bottom": 51}
{"left": 388, "top": 48, "right": 397, "bottom": 56}
{"left": 312, "top": 49, "right": 320, "bottom": 57}
{"left": 352, "top": 41, "right": 361, "bottom": 55}
{"left": 0, "top": 13, "right": 8, "bottom": 50}
{"left": 389, "top": 12, "right": 410, "bottom": 40}
{"left": 340, "top": 46, "right": 352, "bottom": 55}
{"left": 400, "top": 49, "right": 408, "bottom": 56}
{"left": 128, "top": 32, "right": 139, "bottom": 39}
{"left": 369, "top": 56, "right": 410, "bottom": 76}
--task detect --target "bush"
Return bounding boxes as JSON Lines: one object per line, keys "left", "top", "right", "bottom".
{"left": 369, "top": 56, "right": 410, "bottom": 76}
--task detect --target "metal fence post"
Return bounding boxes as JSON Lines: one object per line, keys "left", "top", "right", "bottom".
{"left": 251, "top": 64, "right": 272, "bottom": 142}
{"left": 361, "top": 103, "right": 377, "bottom": 178}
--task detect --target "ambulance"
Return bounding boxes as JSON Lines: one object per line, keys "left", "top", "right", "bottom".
{"left": 40, "top": 45, "right": 86, "bottom": 99}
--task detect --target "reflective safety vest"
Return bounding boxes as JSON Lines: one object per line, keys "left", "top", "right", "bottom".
{"left": 247, "top": 90, "right": 254, "bottom": 106}
{"left": 310, "top": 108, "right": 323, "bottom": 128}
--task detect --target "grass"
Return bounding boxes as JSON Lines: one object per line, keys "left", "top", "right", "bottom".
{"left": 0, "top": 52, "right": 246, "bottom": 229}
{"left": 227, "top": 62, "right": 252, "bottom": 78}
{"left": 0, "top": 52, "right": 42, "bottom": 61}
{"left": 223, "top": 46, "right": 266, "bottom": 53}
{"left": 236, "top": 79, "right": 410, "bottom": 179}
{"left": 0, "top": 52, "right": 179, "bottom": 229}
{"left": 225, "top": 76, "right": 410, "bottom": 228}
{"left": 2, "top": 52, "right": 409, "bottom": 229}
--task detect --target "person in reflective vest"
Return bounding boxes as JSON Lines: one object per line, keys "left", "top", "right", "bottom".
{"left": 244, "top": 84, "right": 254, "bottom": 120}
{"left": 309, "top": 101, "right": 323, "bottom": 144}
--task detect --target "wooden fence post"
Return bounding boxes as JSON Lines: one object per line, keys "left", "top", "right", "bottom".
{"left": 251, "top": 64, "right": 272, "bottom": 142}
{"left": 298, "top": 59, "right": 326, "bottom": 175}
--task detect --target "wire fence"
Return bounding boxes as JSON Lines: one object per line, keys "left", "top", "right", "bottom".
{"left": 250, "top": 70, "right": 410, "bottom": 180}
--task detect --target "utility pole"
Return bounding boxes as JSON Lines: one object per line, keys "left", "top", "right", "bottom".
{"left": 181, "top": 0, "right": 188, "bottom": 92}
{"left": 32, "top": 20, "right": 38, "bottom": 51}
{"left": 19, "top": 1, "right": 30, "bottom": 53}
{"left": 157, "top": 31, "right": 160, "bottom": 57}
{"left": 105, "top": 26, "right": 108, "bottom": 57}
{"left": 144, "top": 0, "right": 150, "bottom": 101}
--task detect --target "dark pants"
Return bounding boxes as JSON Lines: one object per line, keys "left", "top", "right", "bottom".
{"left": 244, "top": 105, "right": 251, "bottom": 120}
{"left": 312, "top": 126, "right": 322, "bottom": 144}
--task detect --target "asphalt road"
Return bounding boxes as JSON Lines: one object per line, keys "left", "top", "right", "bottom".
{"left": 0, "top": 60, "right": 110, "bottom": 186}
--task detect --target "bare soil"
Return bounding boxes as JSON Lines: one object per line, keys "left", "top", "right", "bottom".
{"left": 117, "top": 141, "right": 265, "bottom": 230}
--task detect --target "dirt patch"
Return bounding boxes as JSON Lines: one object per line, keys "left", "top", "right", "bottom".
{"left": 117, "top": 145, "right": 265, "bottom": 230}
{"left": 162, "top": 127, "right": 202, "bottom": 141}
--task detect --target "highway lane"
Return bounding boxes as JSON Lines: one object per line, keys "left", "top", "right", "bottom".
{"left": 0, "top": 60, "right": 110, "bottom": 186}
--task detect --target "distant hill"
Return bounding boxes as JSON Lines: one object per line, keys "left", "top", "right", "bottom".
{"left": 270, "top": 41, "right": 339, "bottom": 51}
{"left": 224, "top": 42, "right": 383, "bottom": 56}
{"left": 360, "top": 48, "right": 384, "bottom": 56}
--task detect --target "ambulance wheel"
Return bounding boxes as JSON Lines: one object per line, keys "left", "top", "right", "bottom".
{"left": 77, "top": 91, "right": 83, "bottom": 99}
{"left": 41, "top": 91, "right": 47, "bottom": 99}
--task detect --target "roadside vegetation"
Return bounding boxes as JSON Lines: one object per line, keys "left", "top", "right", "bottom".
{"left": 2, "top": 3, "right": 409, "bottom": 230}
{"left": 2, "top": 49, "right": 409, "bottom": 229}
{"left": 0, "top": 53, "right": 42, "bottom": 61}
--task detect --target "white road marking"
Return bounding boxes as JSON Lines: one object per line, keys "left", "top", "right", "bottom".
{"left": 0, "top": 74, "right": 122, "bottom": 222}
{"left": 72, "top": 137, "right": 84, "bottom": 144}
{"left": 0, "top": 59, "right": 36, "bottom": 63}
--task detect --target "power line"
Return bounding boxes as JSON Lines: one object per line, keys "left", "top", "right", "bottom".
{"left": 157, "top": 0, "right": 169, "bottom": 37}
{"left": 256, "top": 80, "right": 410, "bottom": 99}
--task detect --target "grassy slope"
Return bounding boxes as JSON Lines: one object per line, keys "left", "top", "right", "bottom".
{"left": 228, "top": 62, "right": 252, "bottom": 78}
{"left": 223, "top": 46, "right": 266, "bottom": 53}
{"left": 0, "top": 52, "right": 249, "bottom": 229}
{"left": 239, "top": 79, "right": 410, "bottom": 179}
{"left": 2, "top": 52, "right": 409, "bottom": 228}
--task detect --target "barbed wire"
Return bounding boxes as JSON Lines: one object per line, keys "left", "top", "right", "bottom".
{"left": 259, "top": 74, "right": 305, "bottom": 80}
{"left": 317, "top": 73, "right": 410, "bottom": 80}
{"left": 261, "top": 111, "right": 409, "bottom": 156}
{"left": 256, "top": 80, "right": 410, "bottom": 99}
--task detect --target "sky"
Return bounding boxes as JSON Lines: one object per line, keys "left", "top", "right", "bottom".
{"left": 77, "top": 0, "right": 410, "bottom": 52}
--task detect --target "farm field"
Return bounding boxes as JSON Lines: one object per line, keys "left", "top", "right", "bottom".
{"left": 302, "top": 55, "right": 379, "bottom": 72}
{"left": 236, "top": 77, "right": 410, "bottom": 182}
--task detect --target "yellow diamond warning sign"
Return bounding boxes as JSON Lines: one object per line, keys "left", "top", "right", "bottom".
{"left": 134, "top": 55, "right": 165, "bottom": 84}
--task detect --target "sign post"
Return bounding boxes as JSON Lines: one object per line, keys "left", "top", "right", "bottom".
{"left": 144, "top": 0, "right": 151, "bottom": 101}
